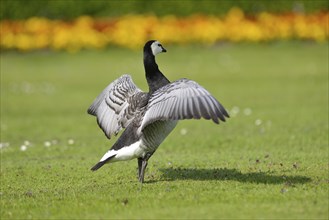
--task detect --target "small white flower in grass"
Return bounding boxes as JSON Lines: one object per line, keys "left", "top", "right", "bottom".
{"left": 20, "top": 145, "right": 27, "bottom": 151}
{"left": 24, "top": 140, "right": 31, "bottom": 146}
{"left": 255, "top": 119, "right": 262, "bottom": 126}
{"left": 41, "top": 82, "right": 56, "bottom": 95}
{"left": 180, "top": 128, "right": 188, "bottom": 135}
{"left": 68, "top": 139, "right": 75, "bottom": 145}
{"left": 230, "top": 106, "right": 240, "bottom": 117}
{"left": 0, "top": 142, "right": 10, "bottom": 149}
{"left": 260, "top": 127, "right": 266, "bottom": 133}
{"left": 243, "top": 108, "right": 252, "bottom": 116}
{"left": 44, "top": 141, "right": 51, "bottom": 147}
{"left": 22, "top": 81, "right": 34, "bottom": 94}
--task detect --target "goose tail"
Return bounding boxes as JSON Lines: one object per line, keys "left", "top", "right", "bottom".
{"left": 91, "top": 153, "right": 116, "bottom": 171}
{"left": 91, "top": 161, "right": 106, "bottom": 171}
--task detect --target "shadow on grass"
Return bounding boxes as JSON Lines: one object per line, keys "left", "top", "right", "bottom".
{"left": 159, "top": 168, "right": 311, "bottom": 185}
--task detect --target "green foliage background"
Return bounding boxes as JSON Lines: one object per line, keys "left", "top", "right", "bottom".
{"left": 1, "top": 0, "right": 328, "bottom": 20}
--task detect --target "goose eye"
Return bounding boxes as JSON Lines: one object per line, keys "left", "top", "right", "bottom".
{"left": 158, "top": 44, "right": 162, "bottom": 47}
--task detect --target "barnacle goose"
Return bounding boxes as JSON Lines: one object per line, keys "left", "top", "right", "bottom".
{"left": 88, "top": 40, "right": 229, "bottom": 182}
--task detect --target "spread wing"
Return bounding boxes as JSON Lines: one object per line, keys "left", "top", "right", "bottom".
{"left": 140, "top": 78, "right": 229, "bottom": 131}
{"left": 88, "top": 74, "right": 143, "bottom": 139}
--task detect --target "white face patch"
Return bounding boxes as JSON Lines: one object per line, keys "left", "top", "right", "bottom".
{"left": 151, "top": 41, "right": 165, "bottom": 56}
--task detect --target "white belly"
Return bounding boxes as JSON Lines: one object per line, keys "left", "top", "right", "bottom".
{"left": 99, "top": 120, "right": 178, "bottom": 163}
{"left": 100, "top": 140, "right": 146, "bottom": 163}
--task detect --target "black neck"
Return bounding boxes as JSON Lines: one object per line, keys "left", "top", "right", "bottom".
{"left": 144, "top": 53, "right": 169, "bottom": 94}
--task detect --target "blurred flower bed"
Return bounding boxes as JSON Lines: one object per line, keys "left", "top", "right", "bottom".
{"left": 1, "top": 8, "right": 328, "bottom": 52}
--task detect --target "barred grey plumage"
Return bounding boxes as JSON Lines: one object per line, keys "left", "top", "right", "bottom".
{"left": 87, "top": 75, "right": 144, "bottom": 139}
{"left": 141, "top": 120, "right": 178, "bottom": 152}
{"left": 88, "top": 40, "right": 229, "bottom": 183}
{"left": 139, "top": 78, "right": 229, "bottom": 132}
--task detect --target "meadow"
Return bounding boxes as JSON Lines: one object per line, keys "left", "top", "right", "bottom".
{"left": 1, "top": 42, "right": 328, "bottom": 219}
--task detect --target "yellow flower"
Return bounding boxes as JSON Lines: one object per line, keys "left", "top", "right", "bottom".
{"left": 0, "top": 9, "right": 328, "bottom": 52}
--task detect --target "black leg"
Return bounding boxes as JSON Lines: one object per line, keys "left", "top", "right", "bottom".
{"left": 137, "top": 153, "right": 153, "bottom": 183}
{"left": 138, "top": 160, "right": 148, "bottom": 183}
{"left": 137, "top": 158, "right": 143, "bottom": 178}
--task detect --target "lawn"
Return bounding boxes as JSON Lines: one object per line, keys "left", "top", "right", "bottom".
{"left": 1, "top": 42, "right": 328, "bottom": 219}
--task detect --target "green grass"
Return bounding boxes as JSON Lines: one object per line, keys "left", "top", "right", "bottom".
{"left": 1, "top": 42, "right": 328, "bottom": 219}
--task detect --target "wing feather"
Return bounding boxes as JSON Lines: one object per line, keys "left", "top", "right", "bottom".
{"left": 87, "top": 74, "right": 143, "bottom": 139}
{"left": 140, "top": 78, "right": 229, "bottom": 131}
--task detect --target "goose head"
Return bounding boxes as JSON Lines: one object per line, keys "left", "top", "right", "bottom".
{"left": 143, "top": 40, "right": 170, "bottom": 93}
{"left": 144, "top": 40, "right": 167, "bottom": 56}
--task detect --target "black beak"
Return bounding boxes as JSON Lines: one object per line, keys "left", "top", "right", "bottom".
{"left": 161, "top": 46, "right": 167, "bottom": 52}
